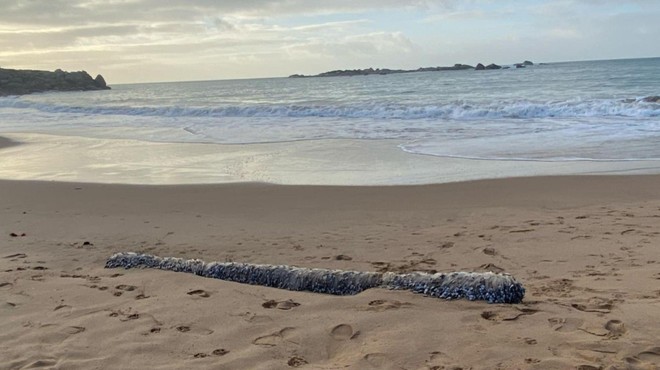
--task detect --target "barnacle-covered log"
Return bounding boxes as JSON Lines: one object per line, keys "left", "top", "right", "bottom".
{"left": 106, "top": 252, "right": 525, "bottom": 304}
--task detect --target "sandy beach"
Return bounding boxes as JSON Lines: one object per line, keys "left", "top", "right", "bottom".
{"left": 1, "top": 175, "right": 659, "bottom": 369}
{"left": 2, "top": 2, "right": 659, "bottom": 369}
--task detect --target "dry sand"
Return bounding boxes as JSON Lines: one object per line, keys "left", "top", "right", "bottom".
{"left": 1, "top": 177, "right": 660, "bottom": 369}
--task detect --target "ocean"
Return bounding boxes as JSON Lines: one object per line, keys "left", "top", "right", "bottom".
{"left": 1, "top": 58, "right": 659, "bottom": 184}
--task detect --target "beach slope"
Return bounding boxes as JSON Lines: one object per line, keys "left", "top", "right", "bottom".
{"left": 1, "top": 177, "right": 659, "bottom": 369}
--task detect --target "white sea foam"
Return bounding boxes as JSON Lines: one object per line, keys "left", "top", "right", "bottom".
{"left": 0, "top": 96, "right": 657, "bottom": 119}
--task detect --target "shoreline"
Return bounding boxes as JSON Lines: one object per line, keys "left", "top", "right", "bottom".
{"left": 1, "top": 175, "right": 659, "bottom": 369}
{"left": 2, "top": 132, "right": 660, "bottom": 186}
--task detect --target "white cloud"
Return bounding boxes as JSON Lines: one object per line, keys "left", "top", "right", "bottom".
{"left": 0, "top": 0, "right": 658, "bottom": 82}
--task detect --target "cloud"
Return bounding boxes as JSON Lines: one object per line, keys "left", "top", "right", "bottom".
{"left": 0, "top": 0, "right": 454, "bottom": 26}
{"left": 0, "top": 0, "right": 658, "bottom": 82}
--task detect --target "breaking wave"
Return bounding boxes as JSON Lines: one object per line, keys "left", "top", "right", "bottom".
{"left": 1, "top": 96, "right": 658, "bottom": 120}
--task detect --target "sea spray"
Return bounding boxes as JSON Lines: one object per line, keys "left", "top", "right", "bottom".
{"left": 105, "top": 252, "right": 525, "bottom": 304}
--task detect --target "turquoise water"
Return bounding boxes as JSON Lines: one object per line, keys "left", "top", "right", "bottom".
{"left": 1, "top": 57, "right": 659, "bottom": 161}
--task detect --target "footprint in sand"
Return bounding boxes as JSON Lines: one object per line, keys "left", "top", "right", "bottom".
{"left": 326, "top": 324, "right": 358, "bottom": 359}
{"left": 146, "top": 327, "right": 161, "bottom": 335}
{"left": 363, "top": 299, "right": 411, "bottom": 312}
{"left": 427, "top": 351, "right": 464, "bottom": 369}
{"left": 262, "top": 299, "right": 300, "bottom": 310}
{"left": 115, "top": 284, "right": 137, "bottom": 291}
{"left": 121, "top": 313, "right": 140, "bottom": 322}
{"left": 483, "top": 247, "right": 497, "bottom": 256}
{"left": 212, "top": 348, "right": 229, "bottom": 356}
{"left": 362, "top": 353, "right": 399, "bottom": 369}
{"left": 176, "top": 325, "right": 191, "bottom": 333}
{"left": 478, "top": 263, "right": 505, "bottom": 273}
{"left": 0, "top": 282, "right": 13, "bottom": 289}
{"left": 174, "top": 324, "right": 214, "bottom": 335}
{"left": 252, "top": 327, "right": 297, "bottom": 346}
{"left": 187, "top": 289, "right": 210, "bottom": 298}
{"left": 330, "top": 324, "right": 356, "bottom": 340}
{"left": 571, "top": 297, "right": 615, "bottom": 313}
{"left": 239, "top": 312, "right": 273, "bottom": 324}
{"left": 548, "top": 317, "right": 584, "bottom": 332}
{"left": 63, "top": 326, "right": 86, "bottom": 335}
{"left": 287, "top": 356, "right": 308, "bottom": 367}
{"left": 53, "top": 304, "right": 73, "bottom": 316}
{"left": 481, "top": 307, "right": 538, "bottom": 322}
{"left": 604, "top": 319, "right": 626, "bottom": 338}
{"left": 631, "top": 347, "right": 660, "bottom": 368}
{"left": 3, "top": 253, "right": 27, "bottom": 259}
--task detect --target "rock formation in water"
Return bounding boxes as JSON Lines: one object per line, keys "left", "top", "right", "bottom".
{"left": 287, "top": 60, "right": 536, "bottom": 78}
{"left": 0, "top": 67, "right": 110, "bottom": 96}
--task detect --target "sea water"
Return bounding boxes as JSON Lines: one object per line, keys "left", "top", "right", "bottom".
{"left": 0, "top": 58, "right": 658, "bottom": 166}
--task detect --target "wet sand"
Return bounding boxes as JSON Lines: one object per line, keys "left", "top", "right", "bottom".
{"left": 2, "top": 132, "right": 660, "bottom": 185}
{"left": 1, "top": 177, "right": 659, "bottom": 369}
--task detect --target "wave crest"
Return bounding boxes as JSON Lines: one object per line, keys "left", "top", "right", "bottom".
{"left": 1, "top": 96, "right": 658, "bottom": 120}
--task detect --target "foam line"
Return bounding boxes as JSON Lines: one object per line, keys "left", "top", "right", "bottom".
{"left": 1, "top": 97, "right": 657, "bottom": 119}
{"left": 105, "top": 252, "right": 525, "bottom": 304}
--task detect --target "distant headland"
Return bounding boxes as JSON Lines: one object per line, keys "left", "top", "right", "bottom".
{"left": 0, "top": 68, "right": 110, "bottom": 96}
{"left": 289, "top": 61, "right": 535, "bottom": 78}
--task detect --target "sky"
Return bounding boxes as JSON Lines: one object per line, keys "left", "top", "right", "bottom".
{"left": 1, "top": 0, "right": 659, "bottom": 83}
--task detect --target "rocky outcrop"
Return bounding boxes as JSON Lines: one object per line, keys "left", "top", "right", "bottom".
{"left": 289, "top": 60, "right": 535, "bottom": 77}
{"left": 418, "top": 64, "right": 474, "bottom": 72}
{"left": 315, "top": 68, "right": 407, "bottom": 77}
{"left": 642, "top": 96, "right": 660, "bottom": 103}
{"left": 0, "top": 68, "right": 110, "bottom": 96}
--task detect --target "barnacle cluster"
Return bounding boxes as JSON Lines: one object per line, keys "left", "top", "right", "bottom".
{"left": 106, "top": 252, "right": 524, "bottom": 304}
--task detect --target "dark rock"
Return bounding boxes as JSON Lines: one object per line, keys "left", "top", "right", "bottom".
{"left": 94, "top": 74, "right": 107, "bottom": 88}
{"left": 514, "top": 63, "right": 526, "bottom": 68}
{"left": 0, "top": 67, "right": 110, "bottom": 96}
{"left": 642, "top": 96, "right": 660, "bottom": 103}
{"left": 289, "top": 63, "right": 475, "bottom": 78}
{"left": 435, "top": 64, "right": 474, "bottom": 71}
{"left": 475, "top": 63, "right": 486, "bottom": 70}
{"left": 522, "top": 60, "right": 534, "bottom": 66}
{"left": 485, "top": 63, "right": 502, "bottom": 70}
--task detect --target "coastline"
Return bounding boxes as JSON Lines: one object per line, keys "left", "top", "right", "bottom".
{"left": 1, "top": 176, "right": 660, "bottom": 369}
{"left": 2, "top": 132, "right": 660, "bottom": 185}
